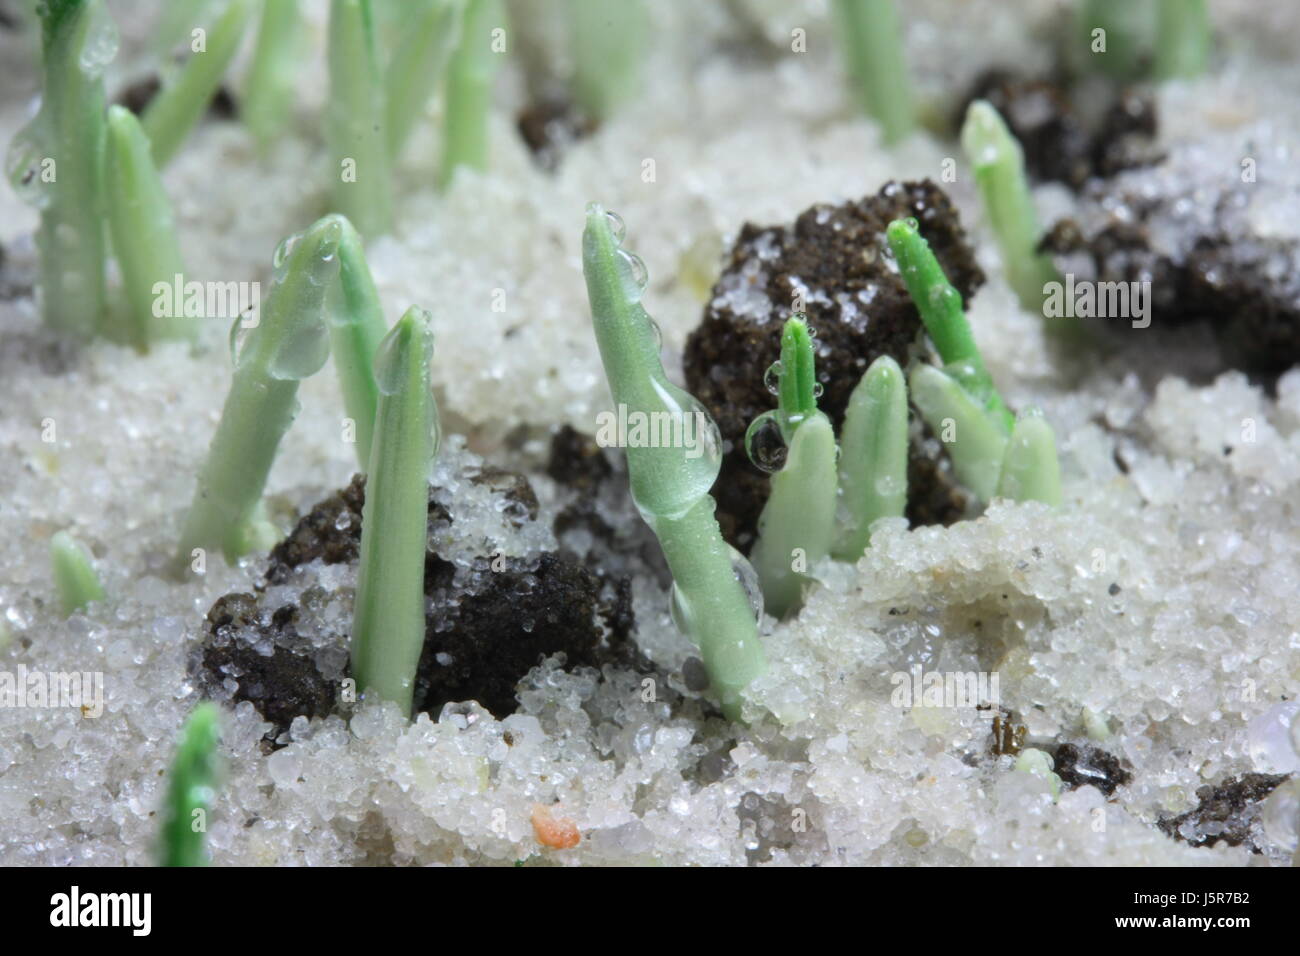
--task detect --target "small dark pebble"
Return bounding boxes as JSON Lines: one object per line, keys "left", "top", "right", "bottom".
{"left": 681, "top": 657, "right": 710, "bottom": 692}
{"left": 1158, "top": 773, "right": 1290, "bottom": 852}
{"left": 116, "top": 73, "right": 237, "bottom": 119}
{"left": 683, "top": 180, "right": 984, "bottom": 549}
{"left": 1108, "top": 582, "right": 1121, "bottom": 596}
{"left": 1050, "top": 741, "right": 1132, "bottom": 797}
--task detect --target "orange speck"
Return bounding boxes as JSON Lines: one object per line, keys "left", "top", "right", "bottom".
{"left": 531, "top": 804, "right": 581, "bottom": 849}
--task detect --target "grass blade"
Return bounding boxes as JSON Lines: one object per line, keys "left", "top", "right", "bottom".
{"left": 328, "top": 0, "right": 392, "bottom": 236}
{"left": 50, "top": 530, "right": 104, "bottom": 616}
{"left": 834, "top": 355, "right": 908, "bottom": 561}
{"left": 159, "top": 702, "right": 220, "bottom": 867}
{"left": 242, "top": 0, "right": 301, "bottom": 155}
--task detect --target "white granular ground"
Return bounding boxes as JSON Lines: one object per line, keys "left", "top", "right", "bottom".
{"left": 0, "top": 0, "right": 1297, "bottom": 865}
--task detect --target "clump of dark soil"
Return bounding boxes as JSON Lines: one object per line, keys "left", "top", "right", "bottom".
{"left": 1049, "top": 741, "right": 1132, "bottom": 797}
{"left": 196, "top": 468, "right": 636, "bottom": 744}
{"left": 682, "top": 180, "right": 982, "bottom": 549}
{"left": 516, "top": 96, "right": 595, "bottom": 172}
{"left": 1158, "top": 773, "right": 1290, "bottom": 852}
{"left": 956, "top": 69, "right": 1160, "bottom": 189}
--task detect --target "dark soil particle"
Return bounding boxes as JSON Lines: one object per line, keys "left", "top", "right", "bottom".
{"left": 1158, "top": 773, "right": 1289, "bottom": 852}
{"left": 957, "top": 69, "right": 1160, "bottom": 190}
{"left": 516, "top": 96, "right": 595, "bottom": 172}
{"left": 198, "top": 468, "right": 637, "bottom": 740}
{"left": 1050, "top": 741, "right": 1132, "bottom": 797}
{"left": 116, "top": 73, "right": 237, "bottom": 119}
{"left": 682, "top": 180, "right": 983, "bottom": 549}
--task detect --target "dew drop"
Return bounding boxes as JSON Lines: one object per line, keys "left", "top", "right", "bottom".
{"left": 227, "top": 314, "right": 254, "bottom": 367}
{"left": 812, "top": 382, "right": 825, "bottom": 398}
{"left": 764, "top": 361, "right": 783, "bottom": 395}
{"left": 929, "top": 284, "right": 961, "bottom": 310}
{"left": 617, "top": 249, "right": 649, "bottom": 300}
{"left": 650, "top": 318, "right": 663, "bottom": 351}
{"left": 728, "top": 545, "right": 764, "bottom": 622}
{"left": 78, "top": 1, "right": 119, "bottom": 76}
{"left": 904, "top": 216, "right": 919, "bottom": 230}
{"left": 941, "top": 359, "right": 991, "bottom": 403}
{"left": 604, "top": 209, "right": 626, "bottom": 244}
{"left": 266, "top": 318, "right": 330, "bottom": 381}
{"left": 5, "top": 117, "right": 52, "bottom": 210}
{"left": 744, "top": 411, "right": 787, "bottom": 473}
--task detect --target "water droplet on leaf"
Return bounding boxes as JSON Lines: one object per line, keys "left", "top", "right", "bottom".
{"left": 764, "top": 361, "right": 783, "bottom": 395}
{"left": 745, "top": 411, "right": 787, "bottom": 473}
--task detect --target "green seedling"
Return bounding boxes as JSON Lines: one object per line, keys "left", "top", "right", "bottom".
{"left": 8, "top": 0, "right": 112, "bottom": 337}
{"left": 242, "top": 0, "right": 302, "bottom": 154}
{"left": 327, "top": 218, "right": 389, "bottom": 468}
{"left": 582, "top": 203, "right": 765, "bottom": 720}
{"left": 349, "top": 308, "right": 440, "bottom": 717}
{"left": 833, "top": 0, "right": 915, "bottom": 145}
{"left": 159, "top": 702, "right": 221, "bottom": 867}
{"left": 568, "top": 0, "right": 646, "bottom": 122}
{"left": 960, "top": 100, "right": 1062, "bottom": 317}
{"left": 438, "top": 0, "right": 504, "bottom": 189}
{"left": 1154, "top": 0, "right": 1210, "bottom": 80}
{"left": 50, "top": 530, "right": 104, "bottom": 617}
{"left": 834, "top": 355, "right": 908, "bottom": 561}
{"left": 142, "top": 0, "right": 254, "bottom": 168}
{"left": 328, "top": 0, "right": 392, "bottom": 236}
{"left": 104, "top": 105, "right": 191, "bottom": 348}
{"left": 177, "top": 215, "right": 343, "bottom": 565}
{"left": 386, "top": 0, "right": 464, "bottom": 159}
{"left": 748, "top": 318, "right": 838, "bottom": 619}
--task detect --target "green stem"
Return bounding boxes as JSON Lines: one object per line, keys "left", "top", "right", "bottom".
{"left": 1078, "top": 0, "right": 1146, "bottom": 80}
{"left": 960, "top": 100, "right": 1062, "bottom": 318}
{"left": 568, "top": 0, "right": 646, "bottom": 122}
{"left": 1153, "top": 0, "right": 1209, "bottom": 80}
{"left": 834, "top": 355, "right": 908, "bottom": 561}
{"left": 328, "top": 0, "right": 392, "bottom": 236}
{"left": 141, "top": 0, "right": 254, "bottom": 168}
{"left": 385, "top": 0, "right": 463, "bottom": 159}
{"left": 886, "top": 216, "right": 1014, "bottom": 431}
{"left": 10, "top": 0, "right": 111, "bottom": 337}
{"left": 50, "top": 530, "right": 104, "bottom": 616}
{"left": 996, "top": 410, "right": 1062, "bottom": 506}
{"left": 104, "top": 105, "right": 190, "bottom": 349}
{"left": 908, "top": 363, "right": 1008, "bottom": 504}
{"left": 438, "top": 0, "right": 504, "bottom": 190}
{"left": 583, "top": 203, "right": 764, "bottom": 718}
{"left": 242, "top": 0, "right": 301, "bottom": 155}
{"left": 350, "top": 308, "right": 439, "bottom": 717}
{"left": 833, "top": 0, "right": 914, "bottom": 145}
{"left": 776, "top": 315, "right": 817, "bottom": 440}
{"left": 159, "top": 702, "right": 220, "bottom": 867}
{"left": 177, "top": 216, "right": 342, "bottom": 566}
{"left": 750, "top": 412, "right": 838, "bottom": 619}
{"left": 328, "top": 219, "right": 388, "bottom": 468}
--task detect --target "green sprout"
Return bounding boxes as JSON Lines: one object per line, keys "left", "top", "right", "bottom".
{"left": 154, "top": 0, "right": 214, "bottom": 60}
{"left": 582, "top": 203, "right": 765, "bottom": 720}
{"left": 833, "top": 355, "right": 908, "bottom": 561}
{"left": 960, "top": 100, "right": 1061, "bottom": 317}
{"left": 385, "top": 0, "right": 464, "bottom": 159}
{"left": 50, "top": 530, "right": 104, "bottom": 617}
{"left": 141, "top": 0, "right": 254, "bottom": 169}
{"left": 349, "top": 308, "right": 440, "bottom": 718}
{"left": 1014, "top": 746, "right": 1062, "bottom": 800}
{"left": 159, "top": 702, "right": 221, "bottom": 867}
{"left": 887, "top": 217, "right": 1013, "bottom": 430}
{"left": 887, "top": 217, "right": 1061, "bottom": 507}
{"left": 177, "top": 215, "right": 343, "bottom": 566}
{"left": 328, "top": 0, "right": 392, "bottom": 236}
{"left": 748, "top": 318, "right": 838, "bottom": 619}
{"left": 438, "top": 0, "right": 504, "bottom": 190}
{"left": 1154, "top": 0, "right": 1210, "bottom": 80}
{"left": 327, "top": 218, "right": 389, "bottom": 468}
{"left": 104, "top": 105, "right": 191, "bottom": 349}
{"left": 7, "top": 0, "right": 112, "bottom": 337}
{"left": 1076, "top": 0, "right": 1147, "bottom": 81}
{"left": 832, "top": 0, "right": 915, "bottom": 145}
{"left": 568, "top": 0, "right": 646, "bottom": 122}
{"left": 242, "top": 0, "right": 302, "bottom": 155}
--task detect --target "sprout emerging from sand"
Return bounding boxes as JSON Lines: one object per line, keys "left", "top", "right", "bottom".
{"left": 582, "top": 203, "right": 765, "bottom": 720}
{"left": 159, "top": 702, "right": 221, "bottom": 867}
{"left": 832, "top": 0, "right": 915, "bottom": 145}
{"left": 887, "top": 217, "right": 1061, "bottom": 507}
{"left": 349, "top": 308, "right": 441, "bottom": 717}
{"left": 50, "top": 531, "right": 105, "bottom": 617}
{"left": 327, "top": 0, "right": 392, "bottom": 236}
{"left": 439, "top": 0, "right": 504, "bottom": 189}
